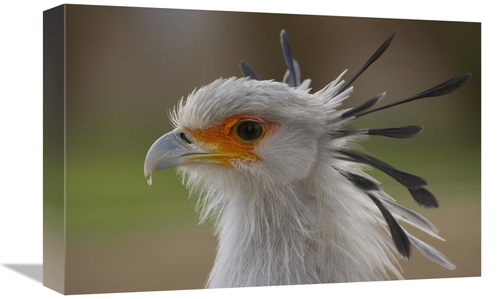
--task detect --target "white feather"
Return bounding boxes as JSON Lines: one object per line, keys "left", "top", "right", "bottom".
{"left": 169, "top": 76, "right": 451, "bottom": 288}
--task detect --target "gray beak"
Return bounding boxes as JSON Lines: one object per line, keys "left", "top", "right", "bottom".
{"left": 144, "top": 131, "right": 198, "bottom": 185}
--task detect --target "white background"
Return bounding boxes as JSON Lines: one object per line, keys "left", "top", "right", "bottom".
{"left": 0, "top": 0, "right": 496, "bottom": 298}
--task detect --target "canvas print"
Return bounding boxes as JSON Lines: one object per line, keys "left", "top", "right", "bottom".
{"left": 43, "top": 4, "right": 480, "bottom": 295}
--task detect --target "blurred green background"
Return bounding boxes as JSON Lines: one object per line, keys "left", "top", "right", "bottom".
{"left": 58, "top": 4, "right": 480, "bottom": 294}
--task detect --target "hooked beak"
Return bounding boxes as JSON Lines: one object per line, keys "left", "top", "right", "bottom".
{"left": 144, "top": 130, "right": 201, "bottom": 185}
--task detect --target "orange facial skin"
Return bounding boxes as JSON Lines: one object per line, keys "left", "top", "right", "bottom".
{"left": 184, "top": 115, "right": 279, "bottom": 166}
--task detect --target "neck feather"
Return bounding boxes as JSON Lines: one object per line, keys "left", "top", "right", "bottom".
{"left": 182, "top": 159, "right": 401, "bottom": 288}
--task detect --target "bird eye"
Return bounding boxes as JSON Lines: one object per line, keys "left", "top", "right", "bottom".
{"left": 234, "top": 120, "right": 264, "bottom": 142}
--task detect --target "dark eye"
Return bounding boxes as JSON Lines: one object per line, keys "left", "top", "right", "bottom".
{"left": 235, "top": 121, "right": 263, "bottom": 142}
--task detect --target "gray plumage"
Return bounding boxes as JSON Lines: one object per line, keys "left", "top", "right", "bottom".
{"left": 144, "top": 30, "right": 470, "bottom": 288}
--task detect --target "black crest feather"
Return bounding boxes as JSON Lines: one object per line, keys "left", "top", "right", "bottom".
{"left": 337, "top": 150, "right": 427, "bottom": 189}
{"left": 356, "top": 73, "right": 472, "bottom": 117}
{"left": 280, "top": 30, "right": 301, "bottom": 87}
{"left": 366, "top": 125, "right": 423, "bottom": 138}
{"left": 239, "top": 61, "right": 261, "bottom": 80}
{"left": 368, "top": 193, "right": 411, "bottom": 259}
{"left": 409, "top": 188, "right": 439, "bottom": 208}
{"left": 336, "top": 150, "right": 439, "bottom": 207}
{"left": 343, "top": 172, "right": 381, "bottom": 191}
{"left": 338, "top": 30, "right": 398, "bottom": 94}
{"left": 341, "top": 93, "right": 385, "bottom": 119}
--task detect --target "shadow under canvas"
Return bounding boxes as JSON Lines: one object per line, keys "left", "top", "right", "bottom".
{"left": 3, "top": 264, "right": 43, "bottom": 284}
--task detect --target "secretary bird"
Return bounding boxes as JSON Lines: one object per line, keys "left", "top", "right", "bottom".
{"left": 144, "top": 30, "right": 471, "bottom": 288}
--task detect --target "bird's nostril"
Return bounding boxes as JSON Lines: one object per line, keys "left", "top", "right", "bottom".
{"left": 179, "top": 132, "right": 192, "bottom": 144}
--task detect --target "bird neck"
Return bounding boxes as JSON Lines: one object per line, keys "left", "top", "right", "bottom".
{"left": 206, "top": 176, "right": 319, "bottom": 287}
{"left": 199, "top": 159, "right": 392, "bottom": 288}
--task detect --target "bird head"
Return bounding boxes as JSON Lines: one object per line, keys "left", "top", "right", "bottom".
{"left": 144, "top": 31, "right": 471, "bottom": 284}
{"left": 144, "top": 77, "right": 331, "bottom": 186}
{"left": 144, "top": 29, "right": 469, "bottom": 193}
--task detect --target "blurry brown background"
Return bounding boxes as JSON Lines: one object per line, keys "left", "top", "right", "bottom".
{"left": 57, "top": 4, "right": 480, "bottom": 294}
